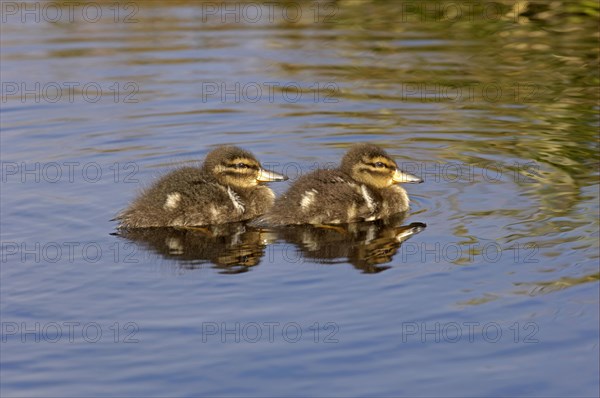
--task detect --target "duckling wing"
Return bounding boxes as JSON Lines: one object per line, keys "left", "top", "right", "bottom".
{"left": 265, "top": 170, "right": 376, "bottom": 225}
{"left": 115, "top": 168, "right": 245, "bottom": 228}
{"left": 114, "top": 167, "right": 199, "bottom": 228}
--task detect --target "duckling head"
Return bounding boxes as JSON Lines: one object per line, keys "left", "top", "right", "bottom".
{"left": 340, "top": 144, "right": 423, "bottom": 189}
{"left": 203, "top": 146, "right": 287, "bottom": 188}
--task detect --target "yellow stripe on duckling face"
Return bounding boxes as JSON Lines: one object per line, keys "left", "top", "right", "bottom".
{"left": 215, "top": 157, "right": 287, "bottom": 187}
{"left": 350, "top": 154, "right": 424, "bottom": 188}
{"left": 351, "top": 156, "right": 400, "bottom": 188}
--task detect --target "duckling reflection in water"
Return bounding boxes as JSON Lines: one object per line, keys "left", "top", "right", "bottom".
{"left": 272, "top": 214, "right": 426, "bottom": 273}
{"left": 114, "top": 223, "right": 266, "bottom": 274}
{"left": 261, "top": 143, "right": 423, "bottom": 226}
{"left": 114, "top": 146, "right": 287, "bottom": 229}
{"left": 114, "top": 216, "right": 426, "bottom": 274}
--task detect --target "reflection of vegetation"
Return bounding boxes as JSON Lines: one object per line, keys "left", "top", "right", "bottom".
{"left": 288, "top": 1, "right": 599, "bottom": 201}
{"left": 513, "top": 272, "right": 600, "bottom": 296}
{"left": 459, "top": 272, "right": 599, "bottom": 305}
{"left": 458, "top": 293, "right": 500, "bottom": 306}
{"left": 518, "top": 1, "right": 600, "bottom": 19}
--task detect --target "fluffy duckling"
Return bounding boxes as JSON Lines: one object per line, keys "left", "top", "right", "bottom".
{"left": 115, "top": 146, "right": 287, "bottom": 228}
{"left": 263, "top": 144, "right": 422, "bottom": 225}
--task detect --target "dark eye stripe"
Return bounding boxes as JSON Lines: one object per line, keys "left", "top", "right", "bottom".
{"left": 226, "top": 163, "right": 259, "bottom": 170}
{"left": 367, "top": 162, "right": 392, "bottom": 169}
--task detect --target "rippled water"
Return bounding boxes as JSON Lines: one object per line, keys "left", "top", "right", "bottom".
{"left": 1, "top": 1, "right": 599, "bottom": 396}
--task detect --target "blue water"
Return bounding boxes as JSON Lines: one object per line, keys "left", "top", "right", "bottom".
{"left": 1, "top": 1, "right": 599, "bottom": 396}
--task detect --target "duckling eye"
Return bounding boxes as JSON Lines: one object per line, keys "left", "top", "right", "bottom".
{"left": 374, "top": 162, "right": 386, "bottom": 168}
{"left": 235, "top": 163, "right": 249, "bottom": 169}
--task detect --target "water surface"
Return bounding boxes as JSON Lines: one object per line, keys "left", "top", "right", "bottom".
{"left": 1, "top": 1, "right": 599, "bottom": 396}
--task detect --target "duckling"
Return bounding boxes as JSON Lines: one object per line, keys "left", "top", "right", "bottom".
{"left": 262, "top": 143, "right": 422, "bottom": 225}
{"left": 115, "top": 146, "right": 287, "bottom": 229}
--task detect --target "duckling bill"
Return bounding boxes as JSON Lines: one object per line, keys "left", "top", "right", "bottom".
{"left": 263, "top": 143, "right": 422, "bottom": 225}
{"left": 115, "top": 146, "right": 287, "bottom": 228}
